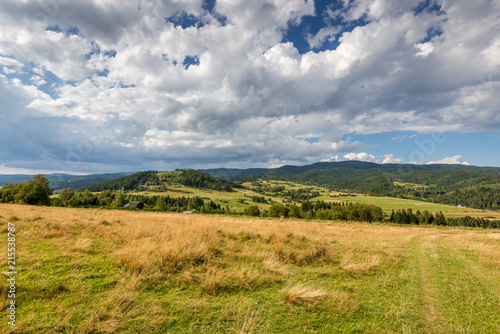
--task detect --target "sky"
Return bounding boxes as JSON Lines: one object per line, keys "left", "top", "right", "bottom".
{"left": 0, "top": 0, "right": 499, "bottom": 175}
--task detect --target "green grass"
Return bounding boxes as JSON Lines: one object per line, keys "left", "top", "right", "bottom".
{"left": 321, "top": 194, "right": 500, "bottom": 219}
{"left": 136, "top": 185, "right": 275, "bottom": 212}
{"left": 1, "top": 204, "right": 499, "bottom": 333}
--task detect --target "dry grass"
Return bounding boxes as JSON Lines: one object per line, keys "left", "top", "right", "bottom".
{"left": 282, "top": 282, "right": 329, "bottom": 305}
{"left": 72, "top": 237, "right": 93, "bottom": 252}
{"left": 445, "top": 232, "right": 500, "bottom": 268}
{"left": 230, "top": 305, "right": 267, "bottom": 334}
{"left": 341, "top": 251, "right": 381, "bottom": 274}
{"left": 1, "top": 203, "right": 498, "bottom": 333}
{"left": 78, "top": 274, "right": 164, "bottom": 333}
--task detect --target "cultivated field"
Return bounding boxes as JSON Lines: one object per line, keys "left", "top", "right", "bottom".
{"left": 244, "top": 180, "right": 500, "bottom": 219}
{"left": 135, "top": 185, "right": 276, "bottom": 211}
{"left": 1, "top": 204, "right": 499, "bottom": 333}
{"left": 322, "top": 194, "right": 500, "bottom": 219}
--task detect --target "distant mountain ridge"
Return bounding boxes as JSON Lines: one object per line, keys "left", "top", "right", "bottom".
{"left": 0, "top": 172, "right": 132, "bottom": 190}
{"left": 202, "top": 161, "right": 500, "bottom": 179}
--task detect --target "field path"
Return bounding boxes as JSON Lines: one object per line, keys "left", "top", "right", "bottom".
{"left": 408, "top": 233, "right": 500, "bottom": 333}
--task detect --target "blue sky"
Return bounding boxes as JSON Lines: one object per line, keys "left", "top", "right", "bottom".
{"left": 0, "top": 0, "right": 499, "bottom": 174}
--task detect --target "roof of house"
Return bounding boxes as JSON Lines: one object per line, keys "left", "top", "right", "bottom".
{"left": 124, "top": 201, "right": 143, "bottom": 208}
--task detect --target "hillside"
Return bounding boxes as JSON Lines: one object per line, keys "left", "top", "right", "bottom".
{"left": 203, "top": 161, "right": 500, "bottom": 179}
{"left": 81, "top": 169, "right": 234, "bottom": 192}
{"left": 204, "top": 161, "right": 500, "bottom": 210}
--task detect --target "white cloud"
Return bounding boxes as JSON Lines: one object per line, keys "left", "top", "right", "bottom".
{"left": 30, "top": 75, "right": 47, "bottom": 86}
{"left": 426, "top": 155, "right": 470, "bottom": 165}
{"left": 415, "top": 42, "right": 434, "bottom": 57}
{"left": 0, "top": 164, "right": 89, "bottom": 175}
{"left": 321, "top": 155, "right": 339, "bottom": 162}
{"left": 306, "top": 26, "right": 341, "bottom": 49}
{"left": 382, "top": 154, "right": 403, "bottom": 164}
{"left": 343, "top": 152, "right": 379, "bottom": 163}
{"left": 0, "top": 0, "right": 499, "bottom": 171}
{"left": 343, "top": 152, "right": 403, "bottom": 164}
{"left": 0, "top": 56, "right": 23, "bottom": 68}
{"left": 331, "top": 140, "right": 364, "bottom": 152}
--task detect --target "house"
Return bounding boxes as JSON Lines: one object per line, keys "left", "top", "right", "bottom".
{"left": 124, "top": 202, "right": 144, "bottom": 210}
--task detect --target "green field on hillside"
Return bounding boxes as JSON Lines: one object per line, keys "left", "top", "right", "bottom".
{"left": 242, "top": 179, "right": 500, "bottom": 220}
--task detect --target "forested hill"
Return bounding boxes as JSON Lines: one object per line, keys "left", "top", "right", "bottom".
{"left": 0, "top": 172, "right": 130, "bottom": 190}
{"left": 203, "top": 161, "right": 500, "bottom": 179}
{"left": 205, "top": 161, "right": 500, "bottom": 210}
{"left": 81, "top": 169, "right": 234, "bottom": 192}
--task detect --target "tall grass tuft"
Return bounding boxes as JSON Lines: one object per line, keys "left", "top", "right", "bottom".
{"left": 282, "top": 282, "right": 328, "bottom": 305}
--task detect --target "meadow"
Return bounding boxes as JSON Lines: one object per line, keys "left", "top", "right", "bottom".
{"left": 135, "top": 184, "right": 275, "bottom": 212}
{"left": 243, "top": 180, "right": 500, "bottom": 219}
{"left": 1, "top": 203, "right": 499, "bottom": 333}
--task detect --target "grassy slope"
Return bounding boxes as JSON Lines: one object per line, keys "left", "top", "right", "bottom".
{"left": 135, "top": 184, "right": 276, "bottom": 211}
{"left": 242, "top": 179, "right": 500, "bottom": 219}
{"left": 1, "top": 204, "right": 499, "bottom": 333}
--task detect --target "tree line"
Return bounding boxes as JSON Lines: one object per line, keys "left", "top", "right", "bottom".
{"left": 389, "top": 209, "right": 499, "bottom": 228}
{"left": 248, "top": 200, "right": 384, "bottom": 223}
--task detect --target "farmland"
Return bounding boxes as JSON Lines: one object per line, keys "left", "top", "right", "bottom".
{"left": 243, "top": 180, "right": 500, "bottom": 220}
{"left": 1, "top": 203, "right": 499, "bottom": 333}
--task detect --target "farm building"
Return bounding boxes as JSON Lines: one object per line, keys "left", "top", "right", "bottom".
{"left": 124, "top": 202, "right": 144, "bottom": 210}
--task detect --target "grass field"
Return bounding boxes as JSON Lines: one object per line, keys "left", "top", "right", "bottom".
{"left": 320, "top": 194, "right": 500, "bottom": 219}
{"left": 135, "top": 185, "right": 276, "bottom": 212}
{"left": 1, "top": 204, "right": 499, "bottom": 333}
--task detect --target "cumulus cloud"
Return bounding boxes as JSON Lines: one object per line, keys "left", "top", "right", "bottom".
{"left": 343, "top": 152, "right": 403, "bottom": 164}
{"left": 0, "top": 0, "right": 498, "bottom": 172}
{"left": 306, "top": 26, "right": 341, "bottom": 49}
{"left": 343, "top": 152, "right": 379, "bottom": 163}
{"left": 426, "top": 155, "right": 470, "bottom": 165}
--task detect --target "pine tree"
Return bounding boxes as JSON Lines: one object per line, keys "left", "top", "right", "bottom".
{"left": 154, "top": 196, "right": 167, "bottom": 211}
{"left": 111, "top": 191, "right": 126, "bottom": 209}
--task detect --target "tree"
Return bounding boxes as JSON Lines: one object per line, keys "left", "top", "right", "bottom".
{"left": 435, "top": 211, "right": 447, "bottom": 226}
{"left": 287, "top": 204, "right": 302, "bottom": 219}
{"left": 111, "top": 191, "right": 127, "bottom": 209}
{"left": 0, "top": 183, "right": 22, "bottom": 203}
{"left": 268, "top": 204, "right": 287, "bottom": 218}
{"left": 154, "top": 196, "right": 167, "bottom": 211}
{"left": 245, "top": 205, "right": 261, "bottom": 217}
{"left": 59, "top": 188, "right": 75, "bottom": 205}
{"left": 15, "top": 174, "right": 53, "bottom": 206}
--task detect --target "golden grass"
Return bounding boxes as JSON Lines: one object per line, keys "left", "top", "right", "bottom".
{"left": 1, "top": 203, "right": 499, "bottom": 332}
{"left": 445, "top": 232, "right": 500, "bottom": 269}
{"left": 230, "top": 305, "right": 266, "bottom": 334}
{"left": 282, "top": 282, "right": 328, "bottom": 305}
{"left": 0, "top": 203, "right": 449, "bottom": 279}
{"left": 341, "top": 251, "right": 381, "bottom": 274}
{"left": 72, "top": 237, "right": 93, "bottom": 252}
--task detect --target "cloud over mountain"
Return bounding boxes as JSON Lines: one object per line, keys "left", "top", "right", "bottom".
{"left": 1, "top": 0, "right": 499, "bottom": 173}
